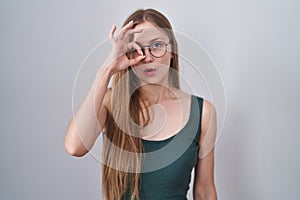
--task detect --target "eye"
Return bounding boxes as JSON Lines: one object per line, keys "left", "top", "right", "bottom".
{"left": 127, "top": 48, "right": 137, "bottom": 53}
{"left": 151, "top": 41, "right": 164, "bottom": 49}
{"left": 126, "top": 48, "right": 139, "bottom": 58}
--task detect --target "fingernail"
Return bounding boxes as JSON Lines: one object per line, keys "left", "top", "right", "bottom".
{"left": 129, "top": 20, "right": 134, "bottom": 24}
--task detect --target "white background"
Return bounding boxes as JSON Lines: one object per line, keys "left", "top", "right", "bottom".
{"left": 1, "top": 0, "right": 299, "bottom": 199}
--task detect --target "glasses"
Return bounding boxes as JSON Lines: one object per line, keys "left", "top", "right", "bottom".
{"left": 126, "top": 41, "right": 170, "bottom": 59}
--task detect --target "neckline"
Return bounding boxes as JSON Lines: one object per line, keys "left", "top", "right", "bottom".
{"left": 142, "top": 94, "right": 194, "bottom": 143}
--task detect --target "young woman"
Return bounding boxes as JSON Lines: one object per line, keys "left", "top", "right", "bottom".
{"left": 65, "top": 8, "right": 217, "bottom": 200}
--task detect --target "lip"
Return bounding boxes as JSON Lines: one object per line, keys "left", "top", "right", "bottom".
{"left": 144, "top": 68, "right": 156, "bottom": 75}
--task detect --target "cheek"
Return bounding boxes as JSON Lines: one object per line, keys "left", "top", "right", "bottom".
{"left": 130, "top": 65, "right": 144, "bottom": 78}
{"left": 159, "top": 55, "right": 172, "bottom": 66}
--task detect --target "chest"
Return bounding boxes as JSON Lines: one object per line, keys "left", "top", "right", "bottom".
{"left": 139, "top": 136, "right": 199, "bottom": 198}
{"left": 140, "top": 97, "right": 192, "bottom": 141}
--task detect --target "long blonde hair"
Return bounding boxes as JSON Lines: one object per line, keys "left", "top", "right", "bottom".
{"left": 102, "top": 8, "right": 180, "bottom": 200}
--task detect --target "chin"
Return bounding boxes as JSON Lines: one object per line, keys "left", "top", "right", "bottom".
{"left": 140, "top": 76, "right": 169, "bottom": 86}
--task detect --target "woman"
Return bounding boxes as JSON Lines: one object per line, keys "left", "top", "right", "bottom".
{"left": 65, "top": 8, "right": 217, "bottom": 200}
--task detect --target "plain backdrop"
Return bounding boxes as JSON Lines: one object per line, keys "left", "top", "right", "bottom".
{"left": 1, "top": 0, "right": 299, "bottom": 199}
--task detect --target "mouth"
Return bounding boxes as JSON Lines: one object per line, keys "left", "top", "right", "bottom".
{"left": 144, "top": 68, "right": 156, "bottom": 75}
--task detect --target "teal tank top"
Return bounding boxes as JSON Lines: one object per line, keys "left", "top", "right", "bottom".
{"left": 122, "top": 95, "right": 203, "bottom": 200}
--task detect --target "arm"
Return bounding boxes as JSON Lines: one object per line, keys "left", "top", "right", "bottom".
{"left": 64, "top": 66, "right": 113, "bottom": 157}
{"left": 193, "top": 100, "right": 218, "bottom": 200}
{"left": 64, "top": 22, "right": 145, "bottom": 157}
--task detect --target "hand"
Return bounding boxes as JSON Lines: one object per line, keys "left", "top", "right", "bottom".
{"left": 105, "top": 20, "right": 145, "bottom": 74}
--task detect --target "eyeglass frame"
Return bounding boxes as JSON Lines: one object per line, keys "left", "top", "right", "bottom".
{"left": 126, "top": 40, "right": 171, "bottom": 58}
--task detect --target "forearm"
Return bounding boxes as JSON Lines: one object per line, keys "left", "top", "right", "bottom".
{"left": 64, "top": 65, "right": 113, "bottom": 156}
{"left": 193, "top": 187, "right": 217, "bottom": 200}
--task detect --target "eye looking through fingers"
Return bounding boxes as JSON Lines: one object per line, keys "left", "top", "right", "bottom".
{"left": 126, "top": 42, "right": 143, "bottom": 59}
{"left": 126, "top": 41, "right": 170, "bottom": 59}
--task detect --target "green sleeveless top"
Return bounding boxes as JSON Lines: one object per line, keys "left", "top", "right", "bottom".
{"left": 122, "top": 95, "right": 203, "bottom": 200}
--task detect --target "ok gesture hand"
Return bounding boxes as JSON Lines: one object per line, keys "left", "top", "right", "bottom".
{"left": 105, "top": 20, "right": 145, "bottom": 74}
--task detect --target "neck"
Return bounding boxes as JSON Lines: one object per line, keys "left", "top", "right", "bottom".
{"left": 139, "top": 84, "right": 177, "bottom": 105}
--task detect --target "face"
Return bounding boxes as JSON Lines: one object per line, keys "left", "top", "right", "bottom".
{"left": 129, "top": 21, "right": 173, "bottom": 85}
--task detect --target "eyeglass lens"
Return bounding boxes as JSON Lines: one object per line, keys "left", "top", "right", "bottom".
{"left": 127, "top": 41, "right": 169, "bottom": 58}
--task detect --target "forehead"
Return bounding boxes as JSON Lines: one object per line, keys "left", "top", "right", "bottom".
{"left": 133, "top": 21, "right": 169, "bottom": 44}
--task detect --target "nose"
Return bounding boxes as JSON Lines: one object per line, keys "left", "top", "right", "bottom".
{"left": 142, "top": 48, "right": 154, "bottom": 62}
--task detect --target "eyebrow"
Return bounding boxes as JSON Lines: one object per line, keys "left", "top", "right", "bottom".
{"left": 149, "top": 37, "right": 165, "bottom": 42}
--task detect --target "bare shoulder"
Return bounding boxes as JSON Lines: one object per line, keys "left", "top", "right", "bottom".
{"left": 201, "top": 99, "right": 217, "bottom": 132}
{"left": 202, "top": 99, "right": 216, "bottom": 114}
{"left": 198, "top": 99, "right": 217, "bottom": 153}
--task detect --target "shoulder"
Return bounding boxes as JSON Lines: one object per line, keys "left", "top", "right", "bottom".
{"left": 193, "top": 96, "right": 217, "bottom": 136}
{"left": 201, "top": 99, "right": 216, "bottom": 133}
{"left": 192, "top": 96, "right": 216, "bottom": 130}
{"left": 196, "top": 98, "right": 217, "bottom": 150}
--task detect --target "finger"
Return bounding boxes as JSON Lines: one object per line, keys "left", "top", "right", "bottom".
{"left": 122, "top": 28, "right": 144, "bottom": 41}
{"left": 129, "top": 55, "right": 145, "bottom": 66}
{"left": 109, "top": 25, "right": 116, "bottom": 40}
{"left": 127, "top": 42, "right": 143, "bottom": 56}
{"left": 117, "top": 20, "right": 138, "bottom": 39}
{"left": 119, "top": 20, "right": 134, "bottom": 34}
